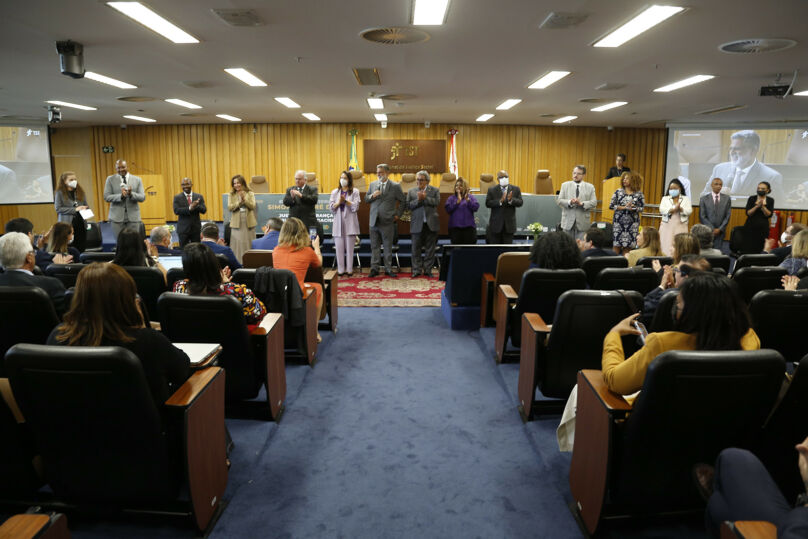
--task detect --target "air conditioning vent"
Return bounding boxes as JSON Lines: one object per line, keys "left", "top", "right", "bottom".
{"left": 539, "top": 12, "right": 588, "bottom": 29}
{"left": 211, "top": 9, "right": 264, "bottom": 27}
{"left": 360, "top": 27, "right": 430, "bottom": 45}
{"left": 719, "top": 39, "right": 796, "bottom": 54}
{"left": 353, "top": 68, "right": 381, "bottom": 86}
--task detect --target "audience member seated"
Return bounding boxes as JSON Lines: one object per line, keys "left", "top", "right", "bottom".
{"left": 642, "top": 254, "right": 711, "bottom": 326}
{"left": 113, "top": 228, "right": 167, "bottom": 283}
{"left": 651, "top": 232, "right": 700, "bottom": 280}
{"left": 578, "top": 227, "right": 614, "bottom": 257}
{"left": 252, "top": 217, "right": 283, "bottom": 250}
{"left": 44, "top": 221, "right": 81, "bottom": 260}
{"left": 5, "top": 217, "right": 72, "bottom": 271}
{"left": 765, "top": 222, "right": 806, "bottom": 264}
{"left": 779, "top": 229, "right": 808, "bottom": 276}
{"left": 46, "top": 262, "right": 190, "bottom": 409}
{"left": 272, "top": 217, "right": 324, "bottom": 341}
{"left": 625, "top": 226, "right": 665, "bottom": 267}
{"left": 200, "top": 222, "right": 242, "bottom": 270}
{"left": 782, "top": 274, "right": 808, "bottom": 291}
{"left": 0, "top": 232, "right": 67, "bottom": 316}
{"left": 691, "top": 223, "right": 723, "bottom": 256}
{"left": 603, "top": 271, "right": 759, "bottom": 395}
{"left": 172, "top": 242, "right": 266, "bottom": 324}
{"left": 149, "top": 225, "right": 183, "bottom": 255}
{"left": 699, "top": 439, "right": 808, "bottom": 538}
{"left": 529, "top": 230, "right": 582, "bottom": 269}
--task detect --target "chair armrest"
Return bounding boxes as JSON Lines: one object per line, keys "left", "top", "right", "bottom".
{"left": 303, "top": 287, "right": 315, "bottom": 301}
{"left": 250, "top": 311, "right": 283, "bottom": 336}
{"left": 499, "top": 284, "right": 518, "bottom": 300}
{"left": 721, "top": 521, "right": 777, "bottom": 539}
{"left": 480, "top": 272, "right": 495, "bottom": 327}
{"left": 523, "top": 312, "right": 551, "bottom": 334}
{"left": 250, "top": 313, "right": 286, "bottom": 421}
{"left": 579, "top": 369, "right": 632, "bottom": 412}
{"left": 517, "top": 312, "right": 551, "bottom": 421}
{"left": 0, "top": 514, "right": 70, "bottom": 539}
{"left": 494, "top": 284, "right": 520, "bottom": 363}
{"left": 165, "top": 366, "right": 223, "bottom": 407}
{"left": 301, "top": 288, "right": 318, "bottom": 365}
{"left": 320, "top": 269, "right": 338, "bottom": 331}
{"left": 323, "top": 269, "right": 337, "bottom": 281}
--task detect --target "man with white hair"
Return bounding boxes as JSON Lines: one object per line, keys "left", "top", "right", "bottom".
{"left": 149, "top": 225, "right": 183, "bottom": 255}
{"left": 699, "top": 130, "right": 783, "bottom": 200}
{"left": 0, "top": 231, "right": 66, "bottom": 315}
{"left": 283, "top": 169, "right": 322, "bottom": 239}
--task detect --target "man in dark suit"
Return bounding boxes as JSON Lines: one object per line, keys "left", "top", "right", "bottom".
{"left": 407, "top": 170, "right": 440, "bottom": 277}
{"left": 283, "top": 170, "right": 323, "bottom": 239}
{"left": 365, "top": 163, "right": 405, "bottom": 277}
{"left": 579, "top": 227, "right": 614, "bottom": 257}
{"left": 252, "top": 217, "right": 283, "bottom": 250}
{"left": 0, "top": 231, "right": 66, "bottom": 316}
{"left": 699, "top": 177, "right": 732, "bottom": 251}
{"left": 149, "top": 225, "right": 183, "bottom": 255}
{"left": 173, "top": 177, "right": 207, "bottom": 248}
{"left": 199, "top": 222, "right": 241, "bottom": 270}
{"left": 485, "top": 170, "right": 523, "bottom": 244}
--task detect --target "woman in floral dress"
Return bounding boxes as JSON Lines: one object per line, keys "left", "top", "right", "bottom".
{"left": 609, "top": 171, "right": 644, "bottom": 254}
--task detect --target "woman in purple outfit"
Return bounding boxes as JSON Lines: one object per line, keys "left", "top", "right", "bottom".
{"left": 444, "top": 177, "right": 479, "bottom": 244}
{"left": 329, "top": 170, "right": 361, "bottom": 276}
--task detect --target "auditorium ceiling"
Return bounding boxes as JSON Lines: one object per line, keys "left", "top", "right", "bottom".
{"left": 1, "top": 0, "right": 807, "bottom": 128}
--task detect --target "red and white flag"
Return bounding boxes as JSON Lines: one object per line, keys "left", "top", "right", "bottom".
{"left": 447, "top": 129, "right": 458, "bottom": 175}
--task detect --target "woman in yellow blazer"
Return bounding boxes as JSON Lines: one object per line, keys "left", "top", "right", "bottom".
{"left": 602, "top": 271, "right": 760, "bottom": 395}
{"left": 227, "top": 174, "right": 257, "bottom": 263}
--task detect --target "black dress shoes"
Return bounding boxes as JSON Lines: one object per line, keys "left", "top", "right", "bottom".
{"left": 368, "top": 269, "right": 379, "bottom": 278}
{"left": 385, "top": 270, "right": 398, "bottom": 278}
{"left": 411, "top": 271, "right": 422, "bottom": 277}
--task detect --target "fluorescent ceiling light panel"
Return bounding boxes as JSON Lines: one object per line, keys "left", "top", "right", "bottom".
{"left": 367, "top": 98, "right": 384, "bottom": 109}
{"left": 302, "top": 113, "right": 321, "bottom": 121}
{"left": 412, "top": 0, "right": 450, "bottom": 25}
{"left": 653, "top": 74, "right": 714, "bottom": 92}
{"left": 591, "top": 101, "right": 628, "bottom": 111}
{"left": 275, "top": 97, "right": 300, "bottom": 108}
{"left": 496, "top": 99, "right": 522, "bottom": 110}
{"left": 224, "top": 68, "right": 267, "bottom": 87}
{"left": 553, "top": 115, "right": 578, "bottom": 123}
{"left": 795, "top": 90, "right": 808, "bottom": 96}
{"left": 165, "top": 98, "right": 201, "bottom": 109}
{"left": 123, "top": 115, "right": 156, "bottom": 123}
{"left": 476, "top": 114, "right": 494, "bottom": 122}
{"left": 107, "top": 2, "right": 199, "bottom": 43}
{"left": 528, "top": 71, "right": 571, "bottom": 89}
{"left": 84, "top": 71, "right": 137, "bottom": 89}
{"left": 216, "top": 114, "right": 241, "bottom": 121}
{"left": 593, "top": 5, "right": 684, "bottom": 48}
{"left": 46, "top": 100, "right": 97, "bottom": 111}
{"left": 374, "top": 113, "right": 388, "bottom": 121}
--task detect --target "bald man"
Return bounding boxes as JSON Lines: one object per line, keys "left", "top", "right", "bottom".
{"left": 104, "top": 159, "right": 145, "bottom": 241}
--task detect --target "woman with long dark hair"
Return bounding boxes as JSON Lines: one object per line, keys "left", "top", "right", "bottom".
{"left": 529, "top": 230, "right": 582, "bottom": 269}
{"left": 329, "top": 170, "right": 360, "bottom": 276}
{"left": 54, "top": 171, "right": 90, "bottom": 252}
{"left": 45, "top": 221, "right": 80, "bottom": 260}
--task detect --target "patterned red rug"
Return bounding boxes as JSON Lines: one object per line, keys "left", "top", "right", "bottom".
{"left": 337, "top": 273, "right": 445, "bottom": 307}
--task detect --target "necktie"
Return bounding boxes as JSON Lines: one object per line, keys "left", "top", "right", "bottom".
{"left": 381, "top": 182, "right": 385, "bottom": 195}
{"left": 575, "top": 184, "right": 580, "bottom": 199}
{"left": 187, "top": 193, "right": 192, "bottom": 205}
{"left": 714, "top": 193, "right": 719, "bottom": 206}
{"left": 731, "top": 168, "right": 743, "bottom": 194}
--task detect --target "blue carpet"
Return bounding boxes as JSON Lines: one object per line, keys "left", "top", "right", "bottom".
{"left": 25, "top": 308, "right": 708, "bottom": 537}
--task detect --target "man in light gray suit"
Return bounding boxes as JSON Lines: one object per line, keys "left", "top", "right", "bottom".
{"left": 365, "top": 163, "right": 405, "bottom": 277}
{"left": 698, "top": 130, "right": 783, "bottom": 202}
{"left": 104, "top": 159, "right": 145, "bottom": 241}
{"left": 699, "top": 177, "right": 732, "bottom": 251}
{"left": 407, "top": 170, "right": 440, "bottom": 277}
{"left": 556, "top": 165, "right": 597, "bottom": 240}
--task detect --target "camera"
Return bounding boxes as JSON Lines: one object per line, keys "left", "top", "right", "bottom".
{"left": 47, "top": 105, "right": 61, "bottom": 124}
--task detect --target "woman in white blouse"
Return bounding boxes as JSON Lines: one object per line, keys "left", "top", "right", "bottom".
{"left": 658, "top": 178, "right": 692, "bottom": 256}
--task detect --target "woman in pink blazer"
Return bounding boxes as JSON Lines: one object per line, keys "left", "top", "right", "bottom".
{"left": 330, "top": 171, "right": 361, "bottom": 276}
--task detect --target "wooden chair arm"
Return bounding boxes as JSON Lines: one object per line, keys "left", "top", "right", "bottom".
{"left": 0, "top": 513, "right": 70, "bottom": 539}
{"left": 517, "top": 312, "right": 551, "bottom": 421}
{"left": 250, "top": 311, "right": 283, "bottom": 336}
{"left": 499, "top": 283, "right": 518, "bottom": 300}
{"left": 494, "top": 284, "right": 520, "bottom": 363}
{"left": 720, "top": 521, "right": 777, "bottom": 539}
{"left": 323, "top": 269, "right": 337, "bottom": 281}
{"left": 320, "top": 269, "right": 338, "bottom": 332}
{"left": 579, "top": 370, "right": 632, "bottom": 411}
{"left": 303, "top": 287, "right": 315, "bottom": 300}
{"left": 523, "top": 312, "right": 551, "bottom": 334}
{"left": 301, "top": 288, "right": 318, "bottom": 366}
{"left": 250, "top": 313, "right": 286, "bottom": 421}
{"left": 165, "top": 366, "right": 223, "bottom": 407}
{"left": 480, "top": 273, "right": 495, "bottom": 327}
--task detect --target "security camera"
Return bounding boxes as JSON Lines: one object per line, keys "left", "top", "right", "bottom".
{"left": 381, "top": 121, "right": 388, "bottom": 129}
{"left": 607, "top": 125, "right": 614, "bottom": 132}
{"left": 47, "top": 105, "right": 61, "bottom": 124}
{"left": 424, "top": 121, "right": 430, "bottom": 129}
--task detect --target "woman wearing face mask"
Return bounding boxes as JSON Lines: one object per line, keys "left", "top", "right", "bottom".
{"left": 744, "top": 181, "right": 775, "bottom": 252}
{"left": 329, "top": 171, "right": 361, "bottom": 276}
{"left": 658, "top": 178, "right": 692, "bottom": 257}
{"left": 54, "top": 171, "right": 90, "bottom": 252}
{"left": 444, "top": 177, "right": 479, "bottom": 244}
{"left": 45, "top": 221, "right": 81, "bottom": 261}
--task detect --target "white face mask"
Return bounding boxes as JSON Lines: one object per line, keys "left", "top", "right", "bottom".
{"left": 499, "top": 177, "right": 509, "bottom": 187}
{"left": 781, "top": 232, "right": 790, "bottom": 244}
{"left": 67, "top": 180, "right": 78, "bottom": 189}
{"left": 669, "top": 189, "right": 680, "bottom": 197}
{"left": 340, "top": 178, "right": 348, "bottom": 188}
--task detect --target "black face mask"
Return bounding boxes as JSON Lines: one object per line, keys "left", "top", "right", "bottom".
{"left": 757, "top": 190, "right": 767, "bottom": 197}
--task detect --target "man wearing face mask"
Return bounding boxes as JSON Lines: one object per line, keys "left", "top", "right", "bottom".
{"left": 173, "top": 177, "right": 207, "bottom": 248}
{"left": 103, "top": 159, "right": 145, "bottom": 242}
{"left": 765, "top": 222, "right": 806, "bottom": 264}
{"left": 485, "top": 170, "right": 523, "bottom": 244}
{"left": 557, "top": 165, "right": 597, "bottom": 241}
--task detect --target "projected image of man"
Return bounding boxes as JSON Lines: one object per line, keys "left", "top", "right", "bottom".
{"left": 699, "top": 130, "right": 783, "bottom": 201}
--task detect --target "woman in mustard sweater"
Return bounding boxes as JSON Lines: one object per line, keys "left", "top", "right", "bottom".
{"left": 602, "top": 271, "right": 760, "bottom": 395}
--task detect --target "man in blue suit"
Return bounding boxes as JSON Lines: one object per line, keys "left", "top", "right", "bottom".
{"left": 200, "top": 222, "right": 241, "bottom": 270}
{"left": 252, "top": 217, "right": 283, "bottom": 250}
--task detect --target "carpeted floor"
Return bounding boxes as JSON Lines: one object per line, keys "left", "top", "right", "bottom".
{"left": 337, "top": 273, "right": 444, "bottom": 307}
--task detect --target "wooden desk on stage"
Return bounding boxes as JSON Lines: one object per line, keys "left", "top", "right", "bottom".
{"left": 601, "top": 176, "right": 621, "bottom": 222}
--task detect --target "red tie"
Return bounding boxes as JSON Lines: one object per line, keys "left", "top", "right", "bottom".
{"left": 187, "top": 193, "right": 192, "bottom": 205}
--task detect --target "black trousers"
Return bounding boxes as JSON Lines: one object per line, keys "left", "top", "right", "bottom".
{"left": 486, "top": 228, "right": 513, "bottom": 244}
{"left": 449, "top": 226, "right": 477, "bottom": 245}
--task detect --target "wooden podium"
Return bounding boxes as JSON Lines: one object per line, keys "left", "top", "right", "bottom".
{"left": 139, "top": 174, "right": 166, "bottom": 234}
{"left": 601, "top": 176, "right": 622, "bottom": 222}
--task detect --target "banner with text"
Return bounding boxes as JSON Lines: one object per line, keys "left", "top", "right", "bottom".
{"left": 363, "top": 139, "right": 446, "bottom": 174}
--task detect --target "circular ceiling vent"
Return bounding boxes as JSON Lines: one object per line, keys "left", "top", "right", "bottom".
{"left": 117, "top": 96, "right": 156, "bottom": 102}
{"left": 578, "top": 98, "right": 612, "bottom": 103}
{"left": 719, "top": 38, "right": 797, "bottom": 54}
{"left": 377, "top": 94, "right": 416, "bottom": 101}
{"left": 179, "top": 113, "right": 207, "bottom": 117}
{"left": 360, "top": 27, "right": 430, "bottom": 45}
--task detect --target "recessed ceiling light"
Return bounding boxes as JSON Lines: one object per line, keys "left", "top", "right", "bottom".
{"left": 367, "top": 98, "right": 384, "bottom": 109}
{"left": 46, "top": 100, "right": 97, "bottom": 111}
{"left": 123, "top": 115, "right": 156, "bottom": 123}
{"left": 85, "top": 71, "right": 137, "bottom": 89}
{"left": 553, "top": 115, "right": 577, "bottom": 123}
{"left": 476, "top": 114, "right": 494, "bottom": 122}
{"left": 654, "top": 75, "right": 714, "bottom": 92}
{"left": 374, "top": 113, "right": 388, "bottom": 121}
{"left": 528, "top": 71, "right": 571, "bottom": 89}
{"left": 593, "top": 5, "right": 685, "bottom": 48}
{"left": 224, "top": 68, "right": 268, "bottom": 87}
{"left": 496, "top": 99, "right": 522, "bottom": 110}
{"left": 275, "top": 97, "right": 300, "bottom": 108}
{"left": 107, "top": 2, "right": 199, "bottom": 43}
{"left": 216, "top": 114, "right": 241, "bottom": 121}
{"left": 165, "top": 98, "right": 201, "bottom": 109}
{"left": 591, "top": 101, "right": 628, "bottom": 111}
{"left": 795, "top": 90, "right": 808, "bottom": 96}
{"left": 302, "top": 113, "right": 320, "bottom": 121}
{"left": 412, "top": 0, "right": 450, "bottom": 25}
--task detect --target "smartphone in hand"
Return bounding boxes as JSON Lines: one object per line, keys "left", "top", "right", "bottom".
{"left": 309, "top": 227, "right": 317, "bottom": 240}
{"left": 634, "top": 320, "right": 648, "bottom": 345}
